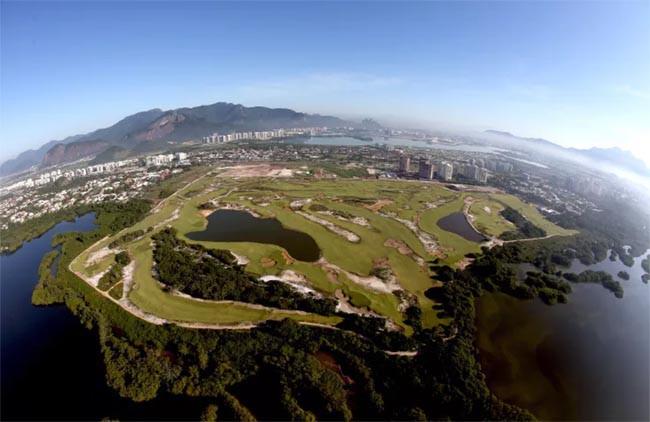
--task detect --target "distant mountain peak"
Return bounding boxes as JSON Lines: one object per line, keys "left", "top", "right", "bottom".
{"left": 0, "top": 102, "right": 351, "bottom": 175}
{"left": 484, "top": 129, "right": 650, "bottom": 177}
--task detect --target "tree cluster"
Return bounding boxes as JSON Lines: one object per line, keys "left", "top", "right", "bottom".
{"left": 499, "top": 207, "right": 547, "bottom": 240}
{"left": 152, "top": 228, "right": 337, "bottom": 315}
{"left": 109, "top": 230, "right": 145, "bottom": 249}
{"left": 563, "top": 270, "right": 624, "bottom": 298}
{"left": 98, "top": 252, "right": 131, "bottom": 292}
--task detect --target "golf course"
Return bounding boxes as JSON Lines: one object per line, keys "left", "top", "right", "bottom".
{"left": 69, "top": 167, "right": 575, "bottom": 332}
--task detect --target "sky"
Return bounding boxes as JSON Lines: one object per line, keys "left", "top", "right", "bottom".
{"left": 1, "top": 1, "right": 649, "bottom": 165}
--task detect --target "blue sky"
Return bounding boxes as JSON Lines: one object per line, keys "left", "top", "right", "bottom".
{"left": 1, "top": 1, "right": 649, "bottom": 164}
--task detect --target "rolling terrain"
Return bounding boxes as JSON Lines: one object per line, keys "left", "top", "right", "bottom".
{"left": 70, "top": 167, "right": 573, "bottom": 332}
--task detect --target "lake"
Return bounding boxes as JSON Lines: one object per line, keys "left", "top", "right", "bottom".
{"left": 0, "top": 214, "right": 208, "bottom": 420}
{"left": 476, "top": 250, "right": 650, "bottom": 420}
{"left": 286, "top": 135, "right": 505, "bottom": 154}
{"left": 187, "top": 209, "right": 321, "bottom": 262}
{"left": 437, "top": 212, "right": 486, "bottom": 242}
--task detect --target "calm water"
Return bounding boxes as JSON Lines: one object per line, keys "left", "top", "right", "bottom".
{"left": 1, "top": 214, "right": 207, "bottom": 420}
{"left": 286, "top": 135, "right": 504, "bottom": 153}
{"left": 437, "top": 212, "right": 486, "bottom": 242}
{"left": 476, "top": 250, "right": 650, "bottom": 421}
{"left": 187, "top": 209, "right": 321, "bottom": 262}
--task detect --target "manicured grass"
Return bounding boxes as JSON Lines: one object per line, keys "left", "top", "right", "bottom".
{"left": 419, "top": 195, "right": 483, "bottom": 265}
{"left": 468, "top": 198, "right": 514, "bottom": 237}
{"left": 127, "top": 237, "right": 340, "bottom": 325}
{"left": 489, "top": 194, "right": 577, "bottom": 237}
{"left": 72, "top": 175, "right": 570, "bottom": 332}
{"left": 178, "top": 180, "right": 447, "bottom": 328}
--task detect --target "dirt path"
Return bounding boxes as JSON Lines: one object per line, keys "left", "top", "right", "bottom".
{"left": 501, "top": 233, "right": 560, "bottom": 244}
{"left": 384, "top": 350, "right": 418, "bottom": 357}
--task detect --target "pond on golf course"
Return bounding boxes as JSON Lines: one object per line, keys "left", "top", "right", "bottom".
{"left": 437, "top": 212, "right": 487, "bottom": 242}
{"left": 187, "top": 209, "right": 321, "bottom": 262}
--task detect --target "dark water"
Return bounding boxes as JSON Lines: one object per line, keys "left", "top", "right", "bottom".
{"left": 187, "top": 209, "right": 321, "bottom": 261}
{"left": 1, "top": 214, "right": 208, "bottom": 420}
{"left": 437, "top": 212, "right": 486, "bottom": 242}
{"left": 476, "top": 251, "right": 650, "bottom": 421}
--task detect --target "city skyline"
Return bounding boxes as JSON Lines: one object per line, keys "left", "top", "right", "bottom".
{"left": 1, "top": 1, "right": 649, "bottom": 164}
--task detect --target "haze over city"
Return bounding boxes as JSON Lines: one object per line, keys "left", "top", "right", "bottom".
{"left": 2, "top": 1, "right": 649, "bottom": 164}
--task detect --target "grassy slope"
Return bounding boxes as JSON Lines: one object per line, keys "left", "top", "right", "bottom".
{"left": 172, "top": 178, "right": 442, "bottom": 328}
{"left": 72, "top": 176, "right": 571, "bottom": 332}
{"left": 126, "top": 238, "right": 339, "bottom": 325}
{"left": 489, "top": 193, "right": 577, "bottom": 237}
{"left": 419, "top": 194, "right": 483, "bottom": 264}
{"left": 72, "top": 176, "right": 340, "bottom": 326}
{"left": 468, "top": 198, "right": 514, "bottom": 238}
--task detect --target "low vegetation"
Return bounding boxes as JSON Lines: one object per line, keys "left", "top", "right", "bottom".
{"left": 563, "top": 270, "right": 624, "bottom": 298}
{"left": 9, "top": 161, "right": 648, "bottom": 421}
{"left": 642, "top": 256, "right": 650, "bottom": 274}
{"left": 499, "top": 206, "right": 547, "bottom": 240}
{"left": 34, "top": 202, "right": 535, "bottom": 420}
{"left": 109, "top": 230, "right": 145, "bottom": 249}
{"left": 24, "top": 164, "right": 650, "bottom": 421}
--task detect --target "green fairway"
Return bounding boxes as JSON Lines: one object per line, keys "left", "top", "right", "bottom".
{"left": 468, "top": 198, "right": 514, "bottom": 237}
{"left": 419, "top": 195, "right": 483, "bottom": 264}
{"left": 126, "top": 238, "right": 340, "bottom": 325}
{"left": 70, "top": 173, "right": 572, "bottom": 333}
{"left": 489, "top": 193, "right": 578, "bottom": 237}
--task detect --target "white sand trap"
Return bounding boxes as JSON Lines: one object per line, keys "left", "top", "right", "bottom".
{"left": 297, "top": 211, "right": 360, "bottom": 243}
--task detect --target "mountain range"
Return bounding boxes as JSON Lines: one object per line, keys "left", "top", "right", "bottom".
{"left": 483, "top": 130, "right": 650, "bottom": 178}
{"left": 2, "top": 103, "right": 648, "bottom": 180}
{"left": 0, "top": 102, "right": 349, "bottom": 176}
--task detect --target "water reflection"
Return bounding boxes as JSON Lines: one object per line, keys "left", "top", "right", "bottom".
{"left": 476, "top": 251, "right": 650, "bottom": 420}
{"left": 1, "top": 214, "right": 208, "bottom": 420}
{"left": 437, "top": 212, "right": 487, "bottom": 242}
{"left": 187, "top": 209, "right": 321, "bottom": 262}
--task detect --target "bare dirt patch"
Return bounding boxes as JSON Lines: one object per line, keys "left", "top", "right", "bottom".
{"left": 260, "top": 257, "right": 276, "bottom": 268}
{"left": 384, "top": 239, "right": 413, "bottom": 255}
{"left": 315, "top": 351, "right": 354, "bottom": 384}
{"left": 86, "top": 246, "right": 114, "bottom": 266}
{"left": 456, "top": 257, "right": 475, "bottom": 270}
{"left": 317, "top": 258, "right": 401, "bottom": 294}
{"left": 281, "top": 250, "right": 295, "bottom": 265}
{"left": 217, "top": 164, "right": 293, "bottom": 178}
{"left": 365, "top": 199, "right": 393, "bottom": 212}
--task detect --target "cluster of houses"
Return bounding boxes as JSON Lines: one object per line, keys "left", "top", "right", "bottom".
{"left": 1, "top": 152, "right": 190, "bottom": 194}
{"left": 202, "top": 127, "right": 325, "bottom": 144}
